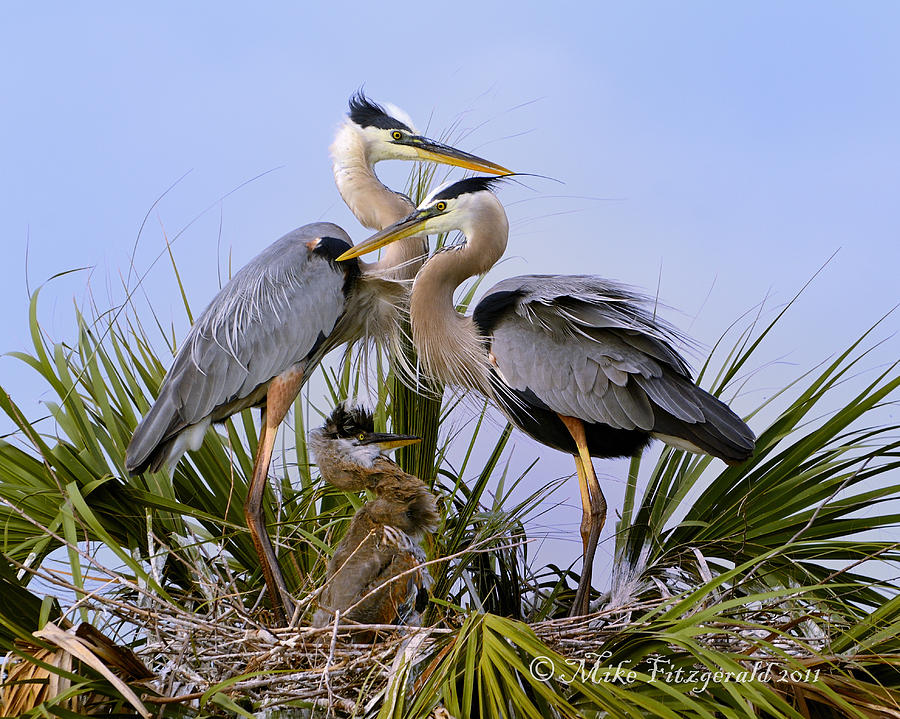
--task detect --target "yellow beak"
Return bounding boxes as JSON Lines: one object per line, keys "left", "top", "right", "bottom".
{"left": 337, "top": 209, "right": 433, "bottom": 262}
{"left": 375, "top": 436, "right": 422, "bottom": 451}
{"left": 360, "top": 432, "right": 422, "bottom": 451}
{"left": 409, "top": 137, "right": 512, "bottom": 175}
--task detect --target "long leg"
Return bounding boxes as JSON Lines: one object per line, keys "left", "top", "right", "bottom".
{"left": 558, "top": 414, "right": 607, "bottom": 616}
{"left": 245, "top": 368, "right": 304, "bottom": 623}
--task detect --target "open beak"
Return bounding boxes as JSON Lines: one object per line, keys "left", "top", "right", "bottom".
{"left": 403, "top": 136, "right": 511, "bottom": 175}
{"left": 337, "top": 209, "right": 433, "bottom": 261}
{"left": 361, "top": 432, "right": 422, "bottom": 451}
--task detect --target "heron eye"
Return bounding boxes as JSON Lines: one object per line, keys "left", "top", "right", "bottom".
{"left": 358, "top": 432, "right": 366, "bottom": 441}
{"left": 435, "top": 201, "right": 447, "bottom": 212}
{"left": 391, "top": 130, "right": 403, "bottom": 141}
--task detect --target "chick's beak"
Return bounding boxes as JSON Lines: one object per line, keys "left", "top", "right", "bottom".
{"left": 362, "top": 432, "right": 422, "bottom": 451}
{"left": 337, "top": 209, "right": 432, "bottom": 261}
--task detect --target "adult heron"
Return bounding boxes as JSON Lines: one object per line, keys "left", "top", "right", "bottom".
{"left": 338, "top": 177, "right": 755, "bottom": 616}
{"left": 332, "top": 92, "right": 509, "bottom": 279}
{"left": 125, "top": 98, "right": 509, "bottom": 622}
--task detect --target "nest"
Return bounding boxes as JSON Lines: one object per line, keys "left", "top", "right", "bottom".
{"left": 3, "top": 579, "right": 857, "bottom": 718}
{"left": 3, "top": 531, "right": 896, "bottom": 717}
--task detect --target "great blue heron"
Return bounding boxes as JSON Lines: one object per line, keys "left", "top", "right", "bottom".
{"left": 338, "top": 176, "right": 756, "bottom": 616}
{"left": 310, "top": 404, "right": 438, "bottom": 637}
{"left": 125, "top": 97, "right": 508, "bottom": 622}
{"left": 332, "top": 92, "right": 509, "bottom": 280}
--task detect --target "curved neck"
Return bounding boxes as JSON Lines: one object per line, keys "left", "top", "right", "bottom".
{"left": 409, "top": 196, "right": 509, "bottom": 393}
{"left": 416, "top": 196, "right": 510, "bottom": 303}
{"left": 331, "top": 122, "right": 426, "bottom": 281}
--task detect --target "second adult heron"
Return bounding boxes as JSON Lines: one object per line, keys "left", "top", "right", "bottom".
{"left": 338, "top": 177, "right": 755, "bottom": 616}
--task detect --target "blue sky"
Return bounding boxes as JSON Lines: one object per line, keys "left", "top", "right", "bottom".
{"left": 2, "top": 3, "right": 898, "bottom": 572}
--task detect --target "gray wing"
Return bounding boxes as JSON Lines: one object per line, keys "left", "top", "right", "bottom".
{"left": 126, "top": 223, "right": 354, "bottom": 473}
{"left": 476, "top": 275, "right": 754, "bottom": 456}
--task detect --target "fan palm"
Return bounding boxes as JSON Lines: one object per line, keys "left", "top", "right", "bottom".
{"left": 1, "top": 166, "right": 898, "bottom": 716}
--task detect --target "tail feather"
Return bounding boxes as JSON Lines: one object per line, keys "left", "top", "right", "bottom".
{"left": 652, "top": 380, "right": 755, "bottom": 464}
{"left": 125, "top": 387, "right": 184, "bottom": 475}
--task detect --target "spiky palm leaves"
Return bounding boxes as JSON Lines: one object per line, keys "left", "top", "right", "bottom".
{"left": 1, "top": 186, "right": 899, "bottom": 714}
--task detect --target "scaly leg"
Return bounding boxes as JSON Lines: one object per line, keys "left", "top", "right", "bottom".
{"left": 558, "top": 414, "right": 607, "bottom": 617}
{"left": 245, "top": 368, "right": 303, "bottom": 623}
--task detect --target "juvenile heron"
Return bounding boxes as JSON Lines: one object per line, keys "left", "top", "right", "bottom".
{"left": 338, "top": 177, "right": 756, "bottom": 615}
{"left": 310, "top": 404, "right": 439, "bottom": 636}
{"left": 125, "top": 97, "right": 507, "bottom": 622}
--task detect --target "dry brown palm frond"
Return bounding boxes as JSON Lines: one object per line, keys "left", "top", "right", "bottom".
{"left": 1, "top": 622, "right": 153, "bottom": 718}
{"left": 74, "top": 623, "right": 155, "bottom": 682}
{"left": 1, "top": 640, "right": 76, "bottom": 716}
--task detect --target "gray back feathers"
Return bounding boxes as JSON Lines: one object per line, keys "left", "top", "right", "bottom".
{"left": 126, "top": 223, "right": 355, "bottom": 474}
{"left": 475, "top": 274, "right": 754, "bottom": 462}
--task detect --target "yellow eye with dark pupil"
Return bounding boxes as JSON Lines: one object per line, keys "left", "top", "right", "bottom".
{"left": 435, "top": 201, "right": 447, "bottom": 211}
{"left": 392, "top": 131, "right": 402, "bottom": 140}
{"left": 358, "top": 433, "right": 366, "bottom": 441}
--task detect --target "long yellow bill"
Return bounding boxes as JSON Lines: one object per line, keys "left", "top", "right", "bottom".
{"left": 410, "top": 137, "right": 511, "bottom": 175}
{"left": 337, "top": 209, "right": 432, "bottom": 261}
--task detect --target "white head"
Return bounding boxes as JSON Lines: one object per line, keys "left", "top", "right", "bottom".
{"left": 337, "top": 92, "right": 512, "bottom": 170}
{"left": 337, "top": 176, "right": 511, "bottom": 263}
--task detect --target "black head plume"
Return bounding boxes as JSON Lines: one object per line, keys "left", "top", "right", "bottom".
{"left": 348, "top": 91, "right": 412, "bottom": 132}
{"left": 432, "top": 175, "right": 510, "bottom": 202}
{"left": 322, "top": 403, "right": 375, "bottom": 438}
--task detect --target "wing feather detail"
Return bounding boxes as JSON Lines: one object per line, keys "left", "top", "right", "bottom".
{"left": 172, "top": 230, "right": 348, "bottom": 425}
{"left": 126, "top": 223, "right": 354, "bottom": 473}
{"left": 472, "top": 274, "right": 753, "bottom": 462}
{"left": 478, "top": 276, "right": 747, "bottom": 443}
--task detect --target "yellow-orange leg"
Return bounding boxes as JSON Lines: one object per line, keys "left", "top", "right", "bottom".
{"left": 559, "top": 414, "right": 607, "bottom": 617}
{"left": 245, "top": 368, "right": 304, "bottom": 623}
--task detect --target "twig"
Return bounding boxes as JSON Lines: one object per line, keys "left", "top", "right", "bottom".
{"left": 324, "top": 610, "right": 340, "bottom": 715}
{"left": 738, "top": 458, "right": 871, "bottom": 592}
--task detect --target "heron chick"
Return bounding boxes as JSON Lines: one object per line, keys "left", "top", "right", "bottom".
{"left": 310, "top": 404, "right": 439, "bottom": 638}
